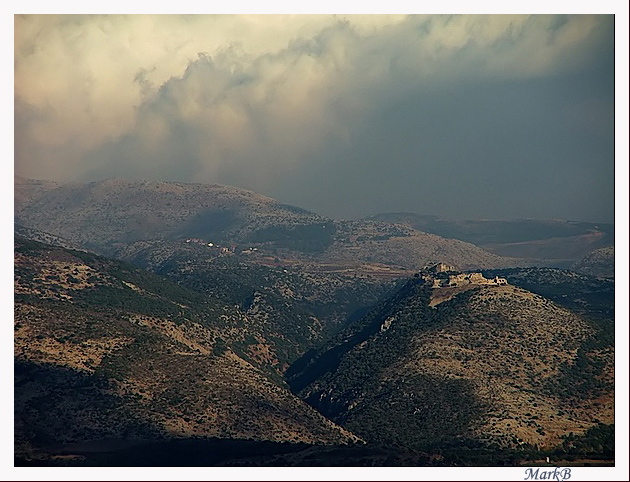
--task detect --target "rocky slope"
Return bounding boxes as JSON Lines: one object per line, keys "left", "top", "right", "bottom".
{"left": 481, "top": 267, "right": 615, "bottom": 322}
{"left": 14, "top": 237, "right": 358, "bottom": 461}
{"left": 290, "top": 266, "right": 614, "bottom": 452}
{"left": 14, "top": 175, "right": 60, "bottom": 212}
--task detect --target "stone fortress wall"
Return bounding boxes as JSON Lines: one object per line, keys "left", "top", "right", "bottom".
{"left": 421, "top": 263, "right": 508, "bottom": 289}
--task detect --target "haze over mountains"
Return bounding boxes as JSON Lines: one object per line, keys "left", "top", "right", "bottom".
{"left": 14, "top": 176, "right": 615, "bottom": 466}
{"left": 369, "top": 213, "right": 614, "bottom": 269}
{"left": 15, "top": 15, "right": 614, "bottom": 225}
{"left": 15, "top": 176, "right": 613, "bottom": 272}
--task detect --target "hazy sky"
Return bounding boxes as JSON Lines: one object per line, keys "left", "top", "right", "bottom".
{"left": 14, "top": 14, "right": 616, "bottom": 222}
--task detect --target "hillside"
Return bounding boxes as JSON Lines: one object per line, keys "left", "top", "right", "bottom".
{"left": 327, "top": 220, "right": 519, "bottom": 270}
{"left": 290, "top": 266, "right": 614, "bottom": 456}
{"left": 15, "top": 177, "right": 522, "bottom": 271}
{"left": 14, "top": 177, "right": 328, "bottom": 255}
{"left": 14, "top": 223, "right": 83, "bottom": 251}
{"left": 368, "top": 212, "right": 614, "bottom": 266}
{"left": 13, "top": 176, "right": 615, "bottom": 466}
{"left": 481, "top": 267, "right": 615, "bottom": 322}
{"left": 14, "top": 237, "right": 358, "bottom": 463}
{"left": 14, "top": 175, "right": 60, "bottom": 212}
{"left": 572, "top": 246, "right": 615, "bottom": 279}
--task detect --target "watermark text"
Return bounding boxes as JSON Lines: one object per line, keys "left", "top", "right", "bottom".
{"left": 524, "top": 467, "right": 571, "bottom": 481}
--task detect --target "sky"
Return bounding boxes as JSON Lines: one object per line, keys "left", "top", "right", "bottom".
{"left": 14, "top": 14, "right": 618, "bottom": 223}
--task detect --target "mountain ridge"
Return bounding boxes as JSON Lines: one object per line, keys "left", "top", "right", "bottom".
{"left": 13, "top": 176, "right": 615, "bottom": 466}
{"left": 15, "top": 176, "right": 527, "bottom": 271}
{"left": 367, "top": 212, "right": 614, "bottom": 266}
{"left": 290, "top": 264, "right": 614, "bottom": 451}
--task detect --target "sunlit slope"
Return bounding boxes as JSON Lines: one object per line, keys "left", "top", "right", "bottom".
{"left": 14, "top": 237, "right": 357, "bottom": 458}
{"left": 292, "top": 271, "right": 613, "bottom": 450}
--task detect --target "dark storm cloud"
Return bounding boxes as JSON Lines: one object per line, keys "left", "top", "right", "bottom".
{"left": 281, "top": 55, "right": 615, "bottom": 223}
{"left": 15, "top": 14, "right": 615, "bottom": 222}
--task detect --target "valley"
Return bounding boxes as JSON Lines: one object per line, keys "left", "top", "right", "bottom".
{"left": 13, "top": 177, "right": 615, "bottom": 466}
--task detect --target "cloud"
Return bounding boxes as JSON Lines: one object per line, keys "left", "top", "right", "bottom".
{"left": 14, "top": 14, "right": 614, "bottom": 221}
{"left": 14, "top": 15, "right": 395, "bottom": 180}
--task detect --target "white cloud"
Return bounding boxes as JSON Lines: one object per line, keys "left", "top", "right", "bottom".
{"left": 15, "top": 14, "right": 612, "bottom": 186}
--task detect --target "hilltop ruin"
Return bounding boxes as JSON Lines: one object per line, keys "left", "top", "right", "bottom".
{"left": 418, "top": 263, "right": 508, "bottom": 306}
{"left": 419, "top": 263, "right": 507, "bottom": 288}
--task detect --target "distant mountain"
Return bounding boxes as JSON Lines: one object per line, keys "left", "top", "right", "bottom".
{"left": 367, "top": 213, "right": 614, "bottom": 267}
{"left": 14, "top": 177, "right": 329, "bottom": 256}
{"left": 15, "top": 177, "right": 523, "bottom": 271}
{"left": 572, "top": 246, "right": 615, "bottom": 279}
{"left": 289, "top": 265, "right": 613, "bottom": 453}
{"left": 14, "top": 237, "right": 357, "bottom": 462}
{"left": 14, "top": 175, "right": 60, "bottom": 212}
{"left": 328, "top": 219, "right": 520, "bottom": 271}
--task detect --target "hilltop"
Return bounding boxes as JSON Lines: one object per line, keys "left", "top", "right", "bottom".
{"left": 14, "top": 177, "right": 327, "bottom": 254}
{"left": 290, "top": 264, "right": 614, "bottom": 456}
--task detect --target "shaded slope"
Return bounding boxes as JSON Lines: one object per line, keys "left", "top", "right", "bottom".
{"left": 109, "top": 237, "right": 400, "bottom": 377}
{"left": 292, "top": 272, "right": 614, "bottom": 451}
{"left": 14, "top": 237, "right": 358, "bottom": 461}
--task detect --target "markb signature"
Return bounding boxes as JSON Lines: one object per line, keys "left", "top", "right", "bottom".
{"left": 524, "top": 467, "right": 571, "bottom": 481}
